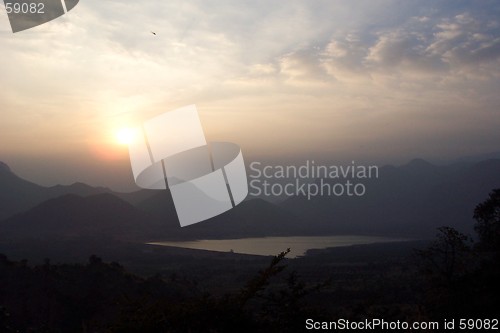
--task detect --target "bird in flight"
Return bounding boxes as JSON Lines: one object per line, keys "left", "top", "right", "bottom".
{"left": 151, "top": 31, "right": 157, "bottom": 35}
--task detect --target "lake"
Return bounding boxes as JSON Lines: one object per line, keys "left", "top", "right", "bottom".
{"left": 148, "top": 236, "right": 407, "bottom": 258}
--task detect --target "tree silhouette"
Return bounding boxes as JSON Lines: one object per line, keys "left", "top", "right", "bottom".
{"left": 238, "top": 248, "right": 290, "bottom": 308}
{"left": 473, "top": 189, "right": 500, "bottom": 252}
{"left": 416, "top": 226, "right": 473, "bottom": 284}
{"left": 415, "top": 189, "right": 500, "bottom": 318}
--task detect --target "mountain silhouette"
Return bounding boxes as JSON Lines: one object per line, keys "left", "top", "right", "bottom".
{"left": 1, "top": 158, "right": 499, "bottom": 240}
{"left": 0, "top": 193, "right": 164, "bottom": 241}
{"left": 0, "top": 161, "right": 155, "bottom": 221}
{"left": 281, "top": 158, "right": 500, "bottom": 236}
{"left": 136, "top": 191, "right": 307, "bottom": 239}
{"left": 0, "top": 161, "right": 48, "bottom": 221}
{"left": 0, "top": 169, "right": 305, "bottom": 241}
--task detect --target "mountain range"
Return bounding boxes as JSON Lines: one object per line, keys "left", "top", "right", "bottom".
{"left": 0, "top": 161, "right": 303, "bottom": 241}
{"left": 281, "top": 158, "right": 500, "bottom": 236}
{"left": 0, "top": 161, "right": 156, "bottom": 220}
{"left": 0, "top": 157, "right": 499, "bottom": 241}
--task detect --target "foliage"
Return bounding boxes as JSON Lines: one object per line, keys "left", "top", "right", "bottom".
{"left": 415, "top": 226, "right": 473, "bottom": 284}
{"left": 474, "top": 189, "right": 500, "bottom": 252}
{"left": 0, "top": 249, "right": 329, "bottom": 332}
{"left": 415, "top": 189, "right": 500, "bottom": 318}
{"left": 2, "top": 189, "right": 500, "bottom": 330}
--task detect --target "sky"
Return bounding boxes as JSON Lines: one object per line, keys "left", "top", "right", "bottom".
{"left": 0, "top": 0, "right": 499, "bottom": 191}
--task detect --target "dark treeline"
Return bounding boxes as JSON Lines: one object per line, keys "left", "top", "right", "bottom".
{"left": 0, "top": 250, "right": 326, "bottom": 332}
{"left": 0, "top": 189, "right": 499, "bottom": 332}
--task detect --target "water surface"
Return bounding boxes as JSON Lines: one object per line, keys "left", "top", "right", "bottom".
{"left": 148, "top": 236, "right": 407, "bottom": 258}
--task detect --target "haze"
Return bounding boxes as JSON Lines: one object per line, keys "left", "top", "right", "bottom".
{"left": 0, "top": 0, "right": 499, "bottom": 191}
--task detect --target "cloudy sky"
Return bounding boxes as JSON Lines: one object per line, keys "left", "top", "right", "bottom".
{"left": 0, "top": 0, "right": 499, "bottom": 190}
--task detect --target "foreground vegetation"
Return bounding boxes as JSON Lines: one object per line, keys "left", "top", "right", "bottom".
{"left": 0, "top": 189, "right": 499, "bottom": 332}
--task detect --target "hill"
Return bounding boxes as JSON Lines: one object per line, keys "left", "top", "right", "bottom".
{"left": 1, "top": 158, "right": 499, "bottom": 239}
{"left": 137, "top": 191, "right": 307, "bottom": 239}
{"left": 0, "top": 193, "right": 164, "bottom": 241}
{"left": 0, "top": 161, "right": 155, "bottom": 220}
{"left": 280, "top": 158, "right": 500, "bottom": 236}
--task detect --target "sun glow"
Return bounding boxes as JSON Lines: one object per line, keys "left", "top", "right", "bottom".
{"left": 115, "top": 128, "right": 139, "bottom": 145}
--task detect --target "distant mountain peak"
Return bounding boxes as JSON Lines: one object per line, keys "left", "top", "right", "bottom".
{"left": 0, "top": 191, "right": 160, "bottom": 241}
{"left": 400, "top": 158, "right": 437, "bottom": 171}
{"left": 68, "top": 182, "right": 100, "bottom": 190}
{"left": 72, "top": 181, "right": 90, "bottom": 186}
{"left": 406, "top": 158, "right": 433, "bottom": 167}
{"left": 455, "top": 151, "right": 500, "bottom": 163}
{"left": 0, "top": 161, "right": 12, "bottom": 173}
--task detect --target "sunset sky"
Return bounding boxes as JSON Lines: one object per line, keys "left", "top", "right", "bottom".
{"left": 1, "top": 0, "right": 499, "bottom": 191}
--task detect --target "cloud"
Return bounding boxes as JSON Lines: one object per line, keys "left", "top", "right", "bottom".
{"left": 319, "top": 11, "right": 500, "bottom": 82}
{"left": 1, "top": 0, "right": 500, "bottom": 189}
{"left": 322, "top": 32, "right": 369, "bottom": 73}
{"left": 278, "top": 49, "right": 330, "bottom": 84}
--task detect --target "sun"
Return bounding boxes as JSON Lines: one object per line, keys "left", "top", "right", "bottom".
{"left": 115, "top": 128, "right": 138, "bottom": 145}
